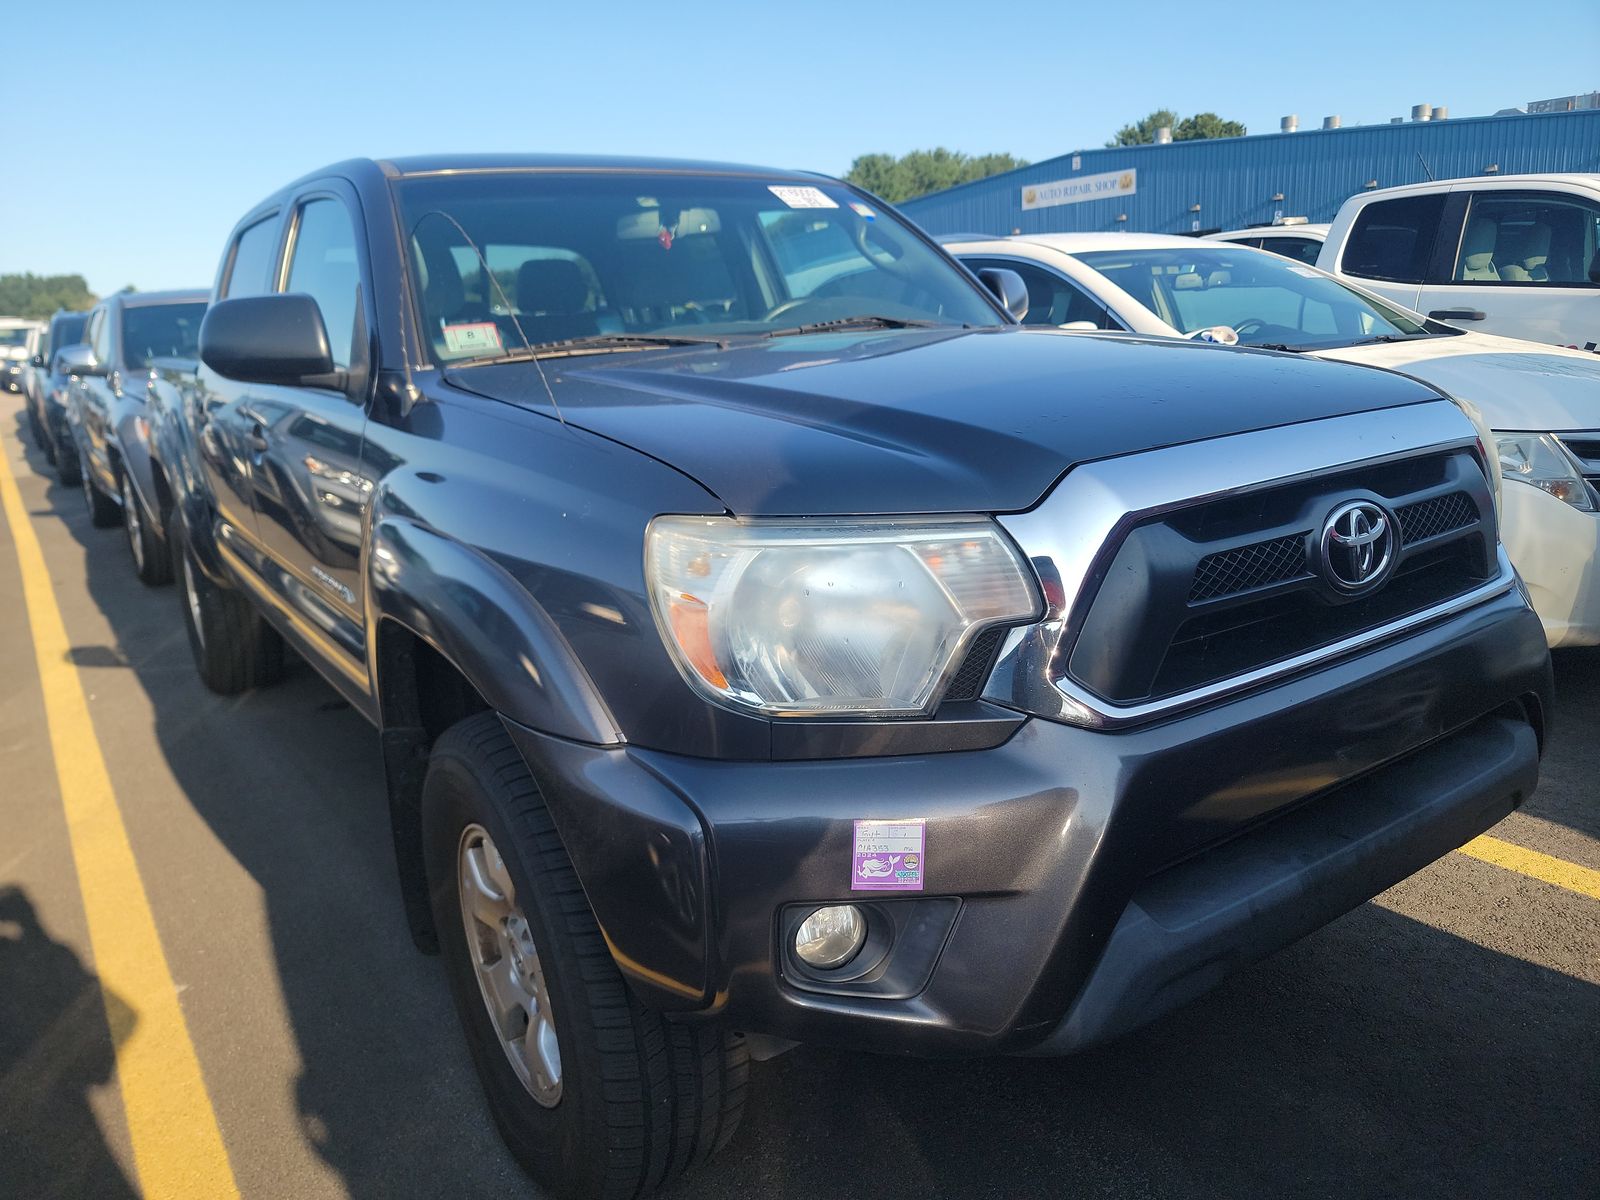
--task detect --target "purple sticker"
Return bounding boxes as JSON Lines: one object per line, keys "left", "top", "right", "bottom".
{"left": 852, "top": 819, "right": 925, "bottom": 892}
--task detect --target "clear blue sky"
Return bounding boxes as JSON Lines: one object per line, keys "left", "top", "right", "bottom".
{"left": 5, "top": 0, "right": 1597, "bottom": 296}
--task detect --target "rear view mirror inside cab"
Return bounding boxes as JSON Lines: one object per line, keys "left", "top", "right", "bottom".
{"left": 616, "top": 208, "right": 722, "bottom": 239}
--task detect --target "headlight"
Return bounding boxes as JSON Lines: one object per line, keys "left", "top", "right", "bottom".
{"left": 1494, "top": 433, "right": 1594, "bottom": 511}
{"left": 645, "top": 515, "right": 1040, "bottom": 716}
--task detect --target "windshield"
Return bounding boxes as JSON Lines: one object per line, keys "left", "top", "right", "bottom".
{"left": 1074, "top": 246, "right": 1434, "bottom": 350}
{"left": 394, "top": 172, "right": 1002, "bottom": 363}
{"left": 53, "top": 313, "right": 87, "bottom": 347}
{"left": 121, "top": 302, "right": 206, "bottom": 368}
{"left": 0, "top": 329, "right": 30, "bottom": 348}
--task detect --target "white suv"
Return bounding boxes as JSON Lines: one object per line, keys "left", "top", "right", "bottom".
{"left": 1318, "top": 174, "right": 1600, "bottom": 351}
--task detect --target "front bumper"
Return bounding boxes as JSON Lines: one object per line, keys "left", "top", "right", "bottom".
{"left": 1499, "top": 477, "right": 1600, "bottom": 647}
{"left": 508, "top": 587, "right": 1550, "bottom": 1057}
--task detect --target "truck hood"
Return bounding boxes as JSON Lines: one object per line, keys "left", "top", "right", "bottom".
{"left": 1311, "top": 331, "right": 1600, "bottom": 433}
{"left": 449, "top": 327, "right": 1442, "bottom": 515}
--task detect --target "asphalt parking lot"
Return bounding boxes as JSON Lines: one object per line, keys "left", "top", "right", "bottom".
{"left": 0, "top": 389, "right": 1595, "bottom": 1200}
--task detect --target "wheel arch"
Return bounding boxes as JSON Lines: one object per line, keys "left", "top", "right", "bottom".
{"left": 366, "top": 517, "right": 624, "bottom": 953}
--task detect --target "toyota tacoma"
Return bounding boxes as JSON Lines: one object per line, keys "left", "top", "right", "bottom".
{"left": 145, "top": 155, "right": 1552, "bottom": 1199}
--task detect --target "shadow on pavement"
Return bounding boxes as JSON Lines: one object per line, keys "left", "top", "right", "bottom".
{"left": 680, "top": 901, "right": 1599, "bottom": 1200}
{"left": 0, "top": 885, "right": 139, "bottom": 1200}
{"left": 11, "top": 410, "right": 518, "bottom": 1199}
{"left": 1540, "top": 648, "right": 1600, "bottom": 842}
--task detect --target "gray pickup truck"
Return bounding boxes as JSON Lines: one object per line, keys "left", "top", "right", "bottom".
{"left": 140, "top": 154, "right": 1551, "bottom": 1199}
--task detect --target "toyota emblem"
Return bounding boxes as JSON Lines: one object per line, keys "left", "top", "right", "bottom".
{"left": 1320, "top": 500, "right": 1395, "bottom": 593}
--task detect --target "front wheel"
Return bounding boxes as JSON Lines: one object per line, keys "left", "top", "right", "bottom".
{"left": 170, "top": 508, "right": 285, "bottom": 694}
{"left": 121, "top": 473, "right": 172, "bottom": 586}
{"left": 81, "top": 455, "right": 120, "bottom": 528}
{"left": 423, "top": 713, "right": 747, "bottom": 1199}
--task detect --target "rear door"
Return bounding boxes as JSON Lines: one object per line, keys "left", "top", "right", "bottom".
{"left": 1327, "top": 192, "right": 1447, "bottom": 315}
{"left": 247, "top": 186, "right": 374, "bottom": 683}
{"left": 195, "top": 212, "right": 286, "bottom": 551}
{"left": 1414, "top": 184, "right": 1600, "bottom": 349}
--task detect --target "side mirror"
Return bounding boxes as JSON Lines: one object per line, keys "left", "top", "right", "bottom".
{"left": 30, "top": 354, "right": 45, "bottom": 368}
{"left": 200, "top": 294, "right": 345, "bottom": 389}
{"left": 57, "top": 344, "right": 104, "bottom": 377}
{"left": 1058, "top": 321, "right": 1100, "bottom": 332}
{"left": 977, "top": 268, "right": 1030, "bottom": 322}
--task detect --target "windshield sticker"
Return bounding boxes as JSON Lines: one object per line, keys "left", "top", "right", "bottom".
{"left": 852, "top": 819, "right": 925, "bottom": 892}
{"left": 848, "top": 201, "right": 877, "bottom": 221}
{"left": 769, "top": 185, "right": 839, "bottom": 210}
{"left": 442, "top": 322, "right": 502, "bottom": 353}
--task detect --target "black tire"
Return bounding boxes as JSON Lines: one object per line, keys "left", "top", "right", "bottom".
{"left": 170, "top": 507, "right": 285, "bottom": 694}
{"left": 423, "top": 713, "right": 747, "bottom": 1199}
{"left": 26, "top": 401, "right": 46, "bottom": 451}
{"left": 55, "top": 433, "right": 80, "bottom": 485}
{"left": 81, "top": 454, "right": 121, "bottom": 528}
{"left": 121, "top": 472, "right": 172, "bottom": 586}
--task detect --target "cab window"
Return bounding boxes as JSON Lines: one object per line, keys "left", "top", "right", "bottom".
{"left": 1341, "top": 194, "right": 1446, "bottom": 284}
{"left": 1452, "top": 192, "right": 1600, "bottom": 286}
{"left": 285, "top": 199, "right": 362, "bottom": 368}
{"left": 961, "top": 258, "right": 1119, "bottom": 329}
{"left": 223, "top": 215, "right": 282, "bottom": 299}
{"left": 1260, "top": 237, "right": 1323, "bottom": 265}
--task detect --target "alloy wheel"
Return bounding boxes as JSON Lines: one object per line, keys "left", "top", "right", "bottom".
{"left": 457, "top": 823, "right": 562, "bottom": 1107}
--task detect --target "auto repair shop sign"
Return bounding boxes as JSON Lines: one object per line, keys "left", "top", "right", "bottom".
{"left": 1021, "top": 169, "right": 1137, "bottom": 210}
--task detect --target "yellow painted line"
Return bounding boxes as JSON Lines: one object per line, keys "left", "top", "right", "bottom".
{"left": 1460, "top": 834, "right": 1600, "bottom": 902}
{"left": 0, "top": 428, "right": 239, "bottom": 1197}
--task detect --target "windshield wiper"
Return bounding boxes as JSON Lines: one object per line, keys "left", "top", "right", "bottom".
{"left": 763, "top": 315, "right": 952, "bottom": 339}
{"left": 1243, "top": 342, "right": 1303, "bottom": 352}
{"left": 458, "top": 332, "right": 734, "bottom": 366}
{"left": 1346, "top": 333, "right": 1433, "bottom": 346}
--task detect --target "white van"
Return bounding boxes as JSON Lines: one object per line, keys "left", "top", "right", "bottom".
{"left": 1319, "top": 174, "right": 1600, "bottom": 351}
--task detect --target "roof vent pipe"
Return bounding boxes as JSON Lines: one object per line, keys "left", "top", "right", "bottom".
{"left": 1412, "top": 103, "right": 1433, "bottom": 122}
{"left": 1433, "top": 105, "right": 1448, "bottom": 121}
{"left": 1323, "top": 115, "right": 1341, "bottom": 130}
{"left": 1281, "top": 115, "right": 1299, "bottom": 132}
{"left": 1155, "top": 126, "right": 1172, "bottom": 144}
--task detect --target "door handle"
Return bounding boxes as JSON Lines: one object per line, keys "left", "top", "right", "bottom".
{"left": 1428, "top": 308, "right": 1486, "bottom": 321}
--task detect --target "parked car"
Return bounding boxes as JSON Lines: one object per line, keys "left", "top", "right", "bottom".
{"left": 58, "top": 290, "right": 207, "bottom": 582}
{"left": 1208, "top": 220, "right": 1328, "bottom": 264}
{"left": 1317, "top": 174, "right": 1600, "bottom": 349}
{"left": 147, "top": 155, "right": 1549, "bottom": 1199}
{"left": 948, "top": 232, "right": 1600, "bottom": 645}
{"left": 0, "top": 317, "right": 45, "bottom": 393}
{"left": 25, "top": 309, "right": 88, "bottom": 469}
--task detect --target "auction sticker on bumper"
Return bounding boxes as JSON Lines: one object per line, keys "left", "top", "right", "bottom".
{"left": 852, "top": 819, "right": 925, "bottom": 891}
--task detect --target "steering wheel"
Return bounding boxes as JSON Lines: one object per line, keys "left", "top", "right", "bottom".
{"left": 1232, "top": 318, "right": 1268, "bottom": 337}
{"left": 763, "top": 297, "right": 821, "bottom": 323}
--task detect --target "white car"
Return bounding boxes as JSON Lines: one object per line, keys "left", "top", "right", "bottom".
{"left": 1208, "top": 222, "right": 1328, "bottom": 265}
{"left": 0, "top": 317, "right": 45, "bottom": 394}
{"left": 949, "top": 232, "right": 1600, "bottom": 646}
{"left": 1317, "top": 174, "right": 1600, "bottom": 351}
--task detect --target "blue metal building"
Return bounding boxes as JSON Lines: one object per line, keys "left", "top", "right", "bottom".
{"left": 898, "top": 109, "right": 1600, "bottom": 237}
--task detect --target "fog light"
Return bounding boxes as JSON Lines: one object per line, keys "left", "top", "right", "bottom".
{"left": 794, "top": 905, "right": 866, "bottom": 969}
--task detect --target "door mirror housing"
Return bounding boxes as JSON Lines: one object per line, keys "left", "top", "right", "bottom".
{"left": 200, "top": 294, "right": 347, "bottom": 390}
{"left": 1058, "top": 320, "right": 1100, "bottom": 332}
{"left": 57, "top": 344, "right": 105, "bottom": 377}
{"left": 977, "top": 268, "right": 1030, "bottom": 322}
{"left": 30, "top": 353, "right": 45, "bottom": 368}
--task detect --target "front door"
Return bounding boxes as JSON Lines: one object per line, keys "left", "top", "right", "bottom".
{"left": 248, "top": 191, "right": 373, "bottom": 682}
{"left": 1414, "top": 186, "right": 1600, "bottom": 350}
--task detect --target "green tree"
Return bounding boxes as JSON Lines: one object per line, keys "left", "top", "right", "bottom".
{"left": 1174, "top": 112, "right": 1246, "bottom": 141}
{"left": 1107, "top": 109, "right": 1245, "bottom": 146}
{"left": 843, "top": 148, "right": 1030, "bottom": 203}
{"left": 0, "top": 273, "right": 99, "bottom": 320}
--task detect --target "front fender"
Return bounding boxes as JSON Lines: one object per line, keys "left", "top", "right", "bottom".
{"left": 366, "top": 515, "right": 622, "bottom": 745}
